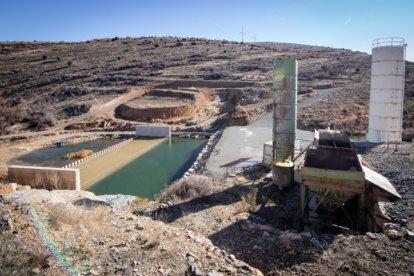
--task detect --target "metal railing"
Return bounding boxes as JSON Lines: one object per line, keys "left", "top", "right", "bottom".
{"left": 372, "top": 37, "right": 405, "bottom": 49}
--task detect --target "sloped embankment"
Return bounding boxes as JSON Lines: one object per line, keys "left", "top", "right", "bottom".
{"left": 115, "top": 89, "right": 210, "bottom": 121}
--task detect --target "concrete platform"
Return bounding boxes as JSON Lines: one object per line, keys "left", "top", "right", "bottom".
{"left": 205, "top": 122, "right": 314, "bottom": 176}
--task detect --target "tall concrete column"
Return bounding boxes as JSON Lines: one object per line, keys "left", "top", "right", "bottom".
{"left": 272, "top": 59, "right": 297, "bottom": 161}
{"left": 272, "top": 59, "right": 297, "bottom": 188}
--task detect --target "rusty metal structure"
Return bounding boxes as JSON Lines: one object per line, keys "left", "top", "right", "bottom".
{"left": 272, "top": 59, "right": 297, "bottom": 188}
{"left": 300, "top": 130, "right": 401, "bottom": 233}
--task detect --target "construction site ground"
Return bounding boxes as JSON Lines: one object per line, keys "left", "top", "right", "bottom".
{"left": 1, "top": 38, "right": 414, "bottom": 275}
{"left": 205, "top": 89, "right": 327, "bottom": 176}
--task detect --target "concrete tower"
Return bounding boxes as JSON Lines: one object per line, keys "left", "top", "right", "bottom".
{"left": 367, "top": 37, "right": 407, "bottom": 143}
{"left": 272, "top": 59, "right": 297, "bottom": 188}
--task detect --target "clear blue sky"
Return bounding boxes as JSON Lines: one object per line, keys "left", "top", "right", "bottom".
{"left": 1, "top": 0, "right": 413, "bottom": 61}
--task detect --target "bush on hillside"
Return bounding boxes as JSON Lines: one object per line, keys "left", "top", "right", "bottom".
{"left": 157, "top": 175, "right": 212, "bottom": 203}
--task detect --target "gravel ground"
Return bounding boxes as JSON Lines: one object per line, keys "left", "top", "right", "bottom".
{"left": 362, "top": 143, "right": 414, "bottom": 223}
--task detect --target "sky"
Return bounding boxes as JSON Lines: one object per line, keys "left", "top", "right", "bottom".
{"left": 1, "top": 0, "right": 413, "bottom": 61}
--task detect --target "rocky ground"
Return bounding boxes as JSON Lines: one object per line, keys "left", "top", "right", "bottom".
{"left": 0, "top": 142, "right": 413, "bottom": 275}
{"left": 363, "top": 144, "right": 414, "bottom": 224}
{"left": 0, "top": 189, "right": 262, "bottom": 276}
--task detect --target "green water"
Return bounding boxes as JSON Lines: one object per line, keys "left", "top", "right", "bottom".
{"left": 11, "top": 139, "right": 121, "bottom": 167}
{"left": 88, "top": 137, "right": 206, "bottom": 199}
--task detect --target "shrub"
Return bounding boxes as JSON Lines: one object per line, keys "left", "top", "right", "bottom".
{"left": 65, "top": 149, "right": 94, "bottom": 160}
{"left": 60, "top": 103, "right": 91, "bottom": 118}
{"left": 157, "top": 175, "right": 212, "bottom": 203}
{"left": 30, "top": 106, "right": 55, "bottom": 130}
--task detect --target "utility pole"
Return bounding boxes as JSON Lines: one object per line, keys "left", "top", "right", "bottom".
{"left": 239, "top": 27, "right": 245, "bottom": 43}
{"left": 253, "top": 34, "right": 256, "bottom": 42}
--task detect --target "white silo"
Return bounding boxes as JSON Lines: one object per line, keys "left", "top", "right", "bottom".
{"left": 367, "top": 37, "right": 407, "bottom": 143}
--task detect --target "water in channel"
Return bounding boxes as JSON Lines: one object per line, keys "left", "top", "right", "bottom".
{"left": 88, "top": 137, "right": 206, "bottom": 199}
{"left": 10, "top": 139, "right": 121, "bottom": 168}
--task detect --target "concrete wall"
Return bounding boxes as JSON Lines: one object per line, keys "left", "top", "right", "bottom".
{"left": 135, "top": 125, "right": 171, "bottom": 138}
{"left": 8, "top": 165, "right": 80, "bottom": 190}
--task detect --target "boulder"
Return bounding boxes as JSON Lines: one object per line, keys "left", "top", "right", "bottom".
{"left": 0, "top": 183, "right": 17, "bottom": 195}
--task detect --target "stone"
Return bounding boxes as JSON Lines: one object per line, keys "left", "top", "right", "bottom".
{"left": 43, "top": 257, "right": 54, "bottom": 268}
{"left": 73, "top": 198, "right": 111, "bottom": 208}
{"left": 407, "top": 222, "right": 414, "bottom": 231}
{"left": 0, "top": 183, "right": 17, "bottom": 195}
{"left": 186, "top": 252, "right": 199, "bottom": 260}
{"left": 135, "top": 223, "right": 144, "bottom": 230}
{"left": 262, "top": 231, "right": 270, "bottom": 239}
{"left": 89, "top": 269, "right": 99, "bottom": 276}
{"left": 366, "top": 232, "right": 377, "bottom": 240}
{"left": 79, "top": 224, "right": 89, "bottom": 234}
{"left": 189, "top": 264, "right": 202, "bottom": 276}
{"left": 32, "top": 267, "right": 41, "bottom": 274}
{"left": 208, "top": 272, "right": 224, "bottom": 276}
{"left": 98, "top": 194, "right": 136, "bottom": 210}
{"left": 17, "top": 185, "right": 31, "bottom": 191}
{"left": 406, "top": 230, "right": 414, "bottom": 241}
{"left": 386, "top": 229, "right": 402, "bottom": 240}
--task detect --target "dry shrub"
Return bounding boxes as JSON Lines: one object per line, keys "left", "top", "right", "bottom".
{"left": 133, "top": 197, "right": 149, "bottom": 206}
{"left": 238, "top": 188, "right": 258, "bottom": 213}
{"left": 44, "top": 203, "right": 114, "bottom": 236}
{"left": 157, "top": 175, "right": 212, "bottom": 203}
{"left": 65, "top": 149, "right": 94, "bottom": 160}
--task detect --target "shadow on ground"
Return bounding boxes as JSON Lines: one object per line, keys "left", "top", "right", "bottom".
{"left": 134, "top": 171, "right": 336, "bottom": 274}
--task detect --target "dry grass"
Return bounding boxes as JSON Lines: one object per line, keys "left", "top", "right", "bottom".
{"left": 133, "top": 197, "right": 149, "bottom": 206}
{"left": 238, "top": 188, "right": 258, "bottom": 213}
{"left": 157, "top": 175, "right": 212, "bottom": 203}
{"left": 44, "top": 203, "right": 115, "bottom": 236}
{"left": 65, "top": 149, "right": 94, "bottom": 160}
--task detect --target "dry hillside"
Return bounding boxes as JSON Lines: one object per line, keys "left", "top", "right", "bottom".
{"left": 1, "top": 36, "right": 412, "bottom": 138}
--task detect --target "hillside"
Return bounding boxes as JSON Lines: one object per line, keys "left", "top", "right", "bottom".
{"left": 1, "top": 36, "right": 412, "bottom": 138}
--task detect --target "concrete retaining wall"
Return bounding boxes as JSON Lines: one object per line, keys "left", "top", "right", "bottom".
{"left": 136, "top": 125, "right": 171, "bottom": 138}
{"left": 182, "top": 131, "right": 222, "bottom": 178}
{"left": 8, "top": 165, "right": 80, "bottom": 190}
